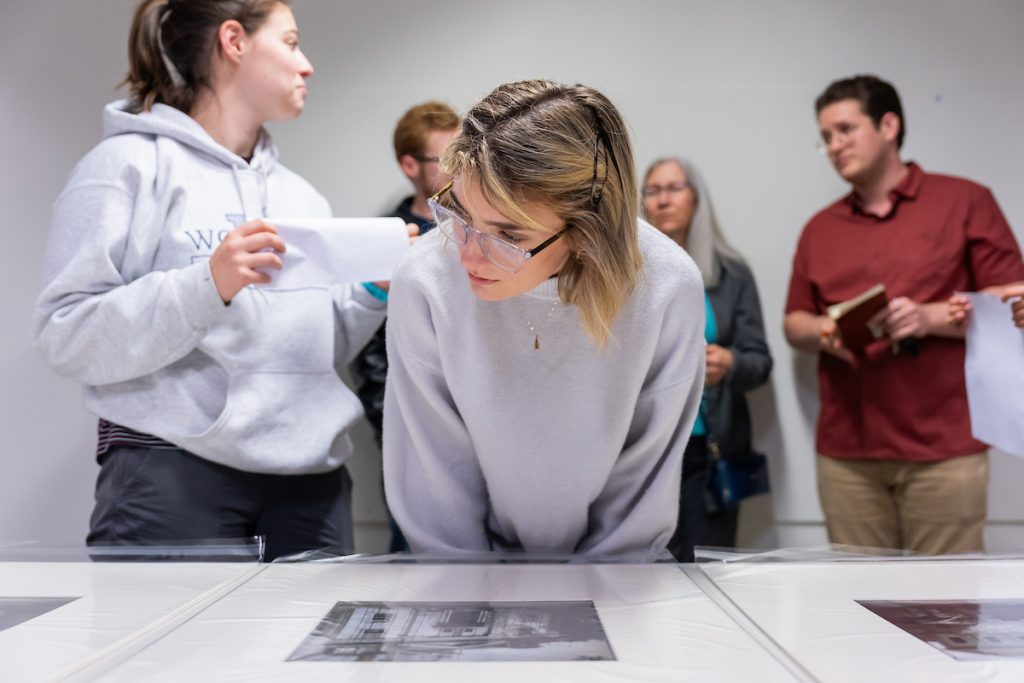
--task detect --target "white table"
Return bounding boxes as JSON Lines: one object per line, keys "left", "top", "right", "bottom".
{"left": 15, "top": 554, "right": 1022, "bottom": 681}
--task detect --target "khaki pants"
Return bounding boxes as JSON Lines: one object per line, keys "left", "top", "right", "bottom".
{"left": 816, "top": 453, "right": 988, "bottom": 555}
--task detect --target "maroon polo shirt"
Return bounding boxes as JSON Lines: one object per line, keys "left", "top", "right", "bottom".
{"left": 786, "top": 162, "right": 1024, "bottom": 461}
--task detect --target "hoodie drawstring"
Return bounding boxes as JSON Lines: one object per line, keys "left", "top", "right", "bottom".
{"left": 230, "top": 165, "right": 247, "bottom": 220}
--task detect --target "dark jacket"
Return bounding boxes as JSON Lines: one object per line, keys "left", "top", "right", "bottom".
{"left": 702, "top": 257, "right": 773, "bottom": 457}
{"left": 351, "top": 197, "right": 435, "bottom": 441}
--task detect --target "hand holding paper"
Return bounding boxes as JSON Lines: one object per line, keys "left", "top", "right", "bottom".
{"left": 257, "top": 217, "right": 410, "bottom": 290}
{"left": 370, "top": 222, "right": 421, "bottom": 293}
{"left": 950, "top": 283, "right": 1024, "bottom": 329}
{"left": 210, "top": 219, "right": 286, "bottom": 303}
{"left": 1000, "top": 282, "right": 1024, "bottom": 328}
{"left": 948, "top": 292, "right": 971, "bottom": 327}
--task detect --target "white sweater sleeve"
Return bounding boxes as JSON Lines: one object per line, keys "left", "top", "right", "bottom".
{"left": 579, "top": 278, "right": 706, "bottom": 558}
{"left": 330, "top": 283, "right": 388, "bottom": 368}
{"left": 382, "top": 275, "right": 491, "bottom": 553}
{"left": 32, "top": 182, "right": 225, "bottom": 386}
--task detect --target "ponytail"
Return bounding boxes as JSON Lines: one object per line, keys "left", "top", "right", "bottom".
{"left": 120, "top": 0, "right": 282, "bottom": 113}
{"left": 122, "top": 0, "right": 190, "bottom": 112}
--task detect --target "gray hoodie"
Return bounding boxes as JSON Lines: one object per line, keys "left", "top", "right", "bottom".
{"left": 33, "top": 101, "right": 385, "bottom": 474}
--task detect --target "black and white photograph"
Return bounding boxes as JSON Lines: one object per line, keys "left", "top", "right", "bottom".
{"left": 0, "top": 597, "right": 78, "bottom": 632}
{"left": 287, "top": 600, "right": 615, "bottom": 662}
{"left": 859, "top": 599, "right": 1024, "bottom": 661}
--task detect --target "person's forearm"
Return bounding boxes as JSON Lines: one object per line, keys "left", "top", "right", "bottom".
{"left": 921, "top": 301, "right": 965, "bottom": 339}
{"left": 784, "top": 311, "right": 827, "bottom": 353}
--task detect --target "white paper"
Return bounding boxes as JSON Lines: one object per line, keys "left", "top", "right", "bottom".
{"left": 260, "top": 217, "right": 409, "bottom": 289}
{"left": 964, "top": 292, "right": 1024, "bottom": 457}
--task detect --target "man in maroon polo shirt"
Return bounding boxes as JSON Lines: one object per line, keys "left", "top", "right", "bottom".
{"left": 784, "top": 74, "right": 1024, "bottom": 555}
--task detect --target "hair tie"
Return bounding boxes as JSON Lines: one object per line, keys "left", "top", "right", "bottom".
{"left": 157, "top": 7, "right": 186, "bottom": 88}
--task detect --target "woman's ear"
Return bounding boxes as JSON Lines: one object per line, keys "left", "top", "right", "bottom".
{"left": 217, "top": 19, "right": 247, "bottom": 66}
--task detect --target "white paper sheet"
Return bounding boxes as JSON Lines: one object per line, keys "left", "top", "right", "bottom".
{"left": 964, "top": 292, "right": 1024, "bottom": 458}
{"left": 260, "top": 217, "right": 409, "bottom": 289}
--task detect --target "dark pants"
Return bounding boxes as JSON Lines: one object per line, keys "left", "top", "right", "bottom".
{"left": 667, "top": 436, "right": 740, "bottom": 562}
{"left": 88, "top": 446, "right": 353, "bottom": 561}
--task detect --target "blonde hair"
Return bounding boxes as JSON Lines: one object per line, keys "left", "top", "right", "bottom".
{"left": 642, "top": 157, "right": 745, "bottom": 289}
{"left": 442, "top": 80, "right": 642, "bottom": 346}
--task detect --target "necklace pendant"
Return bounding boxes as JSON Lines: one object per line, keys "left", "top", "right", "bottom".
{"left": 534, "top": 335, "right": 540, "bottom": 350}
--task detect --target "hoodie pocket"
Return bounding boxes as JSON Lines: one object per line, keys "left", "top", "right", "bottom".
{"left": 176, "top": 369, "right": 360, "bottom": 474}
{"left": 199, "top": 287, "right": 336, "bottom": 373}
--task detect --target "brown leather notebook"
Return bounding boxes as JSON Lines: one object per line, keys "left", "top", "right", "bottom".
{"left": 826, "top": 283, "right": 888, "bottom": 353}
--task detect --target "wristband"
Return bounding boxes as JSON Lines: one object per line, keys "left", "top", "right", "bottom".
{"left": 362, "top": 282, "right": 389, "bottom": 302}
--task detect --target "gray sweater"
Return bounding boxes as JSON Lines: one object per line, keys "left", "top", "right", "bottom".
{"left": 33, "top": 101, "right": 385, "bottom": 474}
{"left": 383, "top": 221, "right": 706, "bottom": 557}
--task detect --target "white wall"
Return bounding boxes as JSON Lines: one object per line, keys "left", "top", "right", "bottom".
{"left": 3, "top": 0, "right": 1023, "bottom": 551}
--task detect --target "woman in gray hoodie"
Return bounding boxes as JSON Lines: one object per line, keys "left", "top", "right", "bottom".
{"left": 33, "top": 0, "right": 386, "bottom": 560}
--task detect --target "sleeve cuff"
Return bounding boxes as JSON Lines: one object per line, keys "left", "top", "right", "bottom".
{"left": 362, "top": 282, "right": 389, "bottom": 302}
{"left": 177, "top": 259, "right": 228, "bottom": 330}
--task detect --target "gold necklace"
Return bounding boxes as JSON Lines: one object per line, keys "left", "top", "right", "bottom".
{"left": 520, "top": 298, "right": 561, "bottom": 350}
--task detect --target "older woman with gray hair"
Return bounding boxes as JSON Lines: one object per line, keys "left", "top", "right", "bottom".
{"left": 642, "top": 157, "right": 773, "bottom": 561}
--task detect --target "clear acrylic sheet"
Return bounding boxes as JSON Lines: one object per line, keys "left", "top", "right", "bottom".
{"left": 274, "top": 546, "right": 674, "bottom": 564}
{"left": 0, "top": 539, "right": 263, "bottom": 682}
{"left": 98, "top": 554, "right": 799, "bottom": 682}
{"left": 0, "top": 536, "right": 265, "bottom": 563}
{"left": 695, "top": 546, "right": 1024, "bottom": 682}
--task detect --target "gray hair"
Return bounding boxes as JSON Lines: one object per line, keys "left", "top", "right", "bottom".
{"left": 642, "top": 157, "right": 744, "bottom": 289}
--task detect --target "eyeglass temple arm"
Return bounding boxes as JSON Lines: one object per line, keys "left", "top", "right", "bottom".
{"left": 431, "top": 179, "right": 455, "bottom": 203}
{"left": 526, "top": 230, "right": 564, "bottom": 258}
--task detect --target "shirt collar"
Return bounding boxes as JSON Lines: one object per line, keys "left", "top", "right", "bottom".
{"left": 892, "top": 161, "right": 923, "bottom": 200}
{"left": 843, "top": 162, "right": 923, "bottom": 217}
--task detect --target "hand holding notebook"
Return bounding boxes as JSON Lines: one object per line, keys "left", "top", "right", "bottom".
{"left": 827, "top": 283, "right": 888, "bottom": 354}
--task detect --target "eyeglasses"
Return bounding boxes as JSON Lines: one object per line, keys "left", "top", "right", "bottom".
{"left": 413, "top": 155, "right": 440, "bottom": 163}
{"left": 428, "top": 180, "right": 565, "bottom": 274}
{"left": 816, "top": 122, "right": 860, "bottom": 154}
{"left": 641, "top": 180, "right": 690, "bottom": 198}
